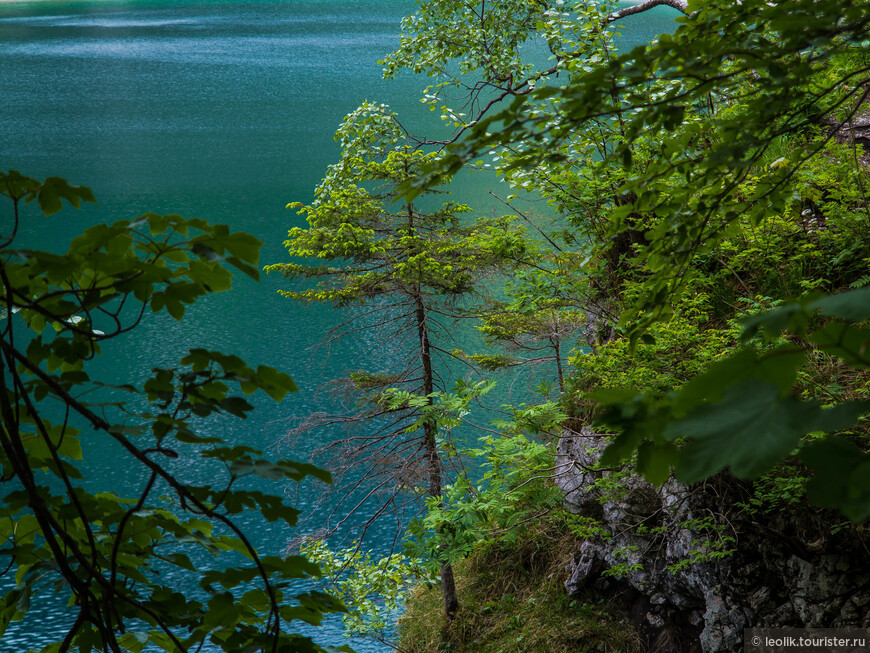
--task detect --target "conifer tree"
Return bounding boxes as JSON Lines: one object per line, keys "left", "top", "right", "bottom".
{"left": 267, "top": 104, "right": 531, "bottom": 618}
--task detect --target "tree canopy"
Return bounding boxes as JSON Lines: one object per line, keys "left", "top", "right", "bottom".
{"left": 394, "top": 0, "right": 870, "bottom": 517}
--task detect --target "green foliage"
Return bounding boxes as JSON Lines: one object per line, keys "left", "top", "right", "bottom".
{"left": 601, "top": 546, "right": 642, "bottom": 579}
{"left": 0, "top": 172, "right": 340, "bottom": 652}
{"left": 567, "top": 291, "right": 738, "bottom": 402}
{"left": 472, "top": 263, "right": 588, "bottom": 392}
{"left": 0, "top": 169, "right": 96, "bottom": 217}
{"left": 405, "top": 400, "right": 585, "bottom": 574}
{"left": 382, "top": 0, "right": 618, "bottom": 157}
{"left": 663, "top": 517, "right": 737, "bottom": 574}
{"left": 699, "top": 137, "right": 870, "bottom": 311}
{"left": 395, "top": 0, "right": 870, "bottom": 522}
{"left": 733, "top": 470, "right": 809, "bottom": 515}
{"left": 379, "top": 379, "right": 496, "bottom": 439}
{"left": 420, "top": 0, "right": 870, "bottom": 325}
{"left": 269, "top": 146, "right": 529, "bottom": 307}
{"left": 593, "top": 289, "right": 870, "bottom": 515}
{"left": 301, "top": 540, "right": 435, "bottom": 637}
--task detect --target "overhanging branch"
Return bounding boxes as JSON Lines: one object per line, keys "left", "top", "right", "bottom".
{"left": 607, "top": 0, "right": 689, "bottom": 22}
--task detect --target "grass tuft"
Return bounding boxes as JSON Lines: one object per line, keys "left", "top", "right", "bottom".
{"left": 398, "top": 515, "right": 643, "bottom": 652}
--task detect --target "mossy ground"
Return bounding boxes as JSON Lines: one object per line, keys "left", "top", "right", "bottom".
{"left": 397, "top": 517, "right": 643, "bottom": 653}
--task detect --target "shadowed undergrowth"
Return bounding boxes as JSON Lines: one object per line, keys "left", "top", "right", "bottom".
{"left": 398, "top": 516, "right": 643, "bottom": 653}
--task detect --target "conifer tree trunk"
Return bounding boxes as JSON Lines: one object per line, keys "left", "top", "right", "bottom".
{"left": 414, "top": 286, "right": 459, "bottom": 619}
{"left": 552, "top": 336, "right": 564, "bottom": 393}
{"left": 407, "top": 197, "right": 459, "bottom": 619}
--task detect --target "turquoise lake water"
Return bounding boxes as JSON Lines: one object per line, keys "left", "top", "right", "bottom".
{"left": 0, "top": 1, "right": 678, "bottom": 649}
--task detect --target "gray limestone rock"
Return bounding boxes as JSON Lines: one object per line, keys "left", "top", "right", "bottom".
{"left": 555, "top": 426, "right": 870, "bottom": 652}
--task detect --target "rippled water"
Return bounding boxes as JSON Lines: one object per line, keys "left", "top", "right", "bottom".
{"left": 0, "top": 1, "right": 678, "bottom": 649}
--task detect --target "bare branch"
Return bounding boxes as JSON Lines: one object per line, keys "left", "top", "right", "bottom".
{"left": 607, "top": 0, "right": 689, "bottom": 23}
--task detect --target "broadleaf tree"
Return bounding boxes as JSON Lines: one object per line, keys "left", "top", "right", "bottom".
{"left": 381, "top": 0, "right": 677, "bottom": 393}
{"left": 0, "top": 171, "right": 345, "bottom": 653}
{"left": 407, "top": 0, "right": 870, "bottom": 516}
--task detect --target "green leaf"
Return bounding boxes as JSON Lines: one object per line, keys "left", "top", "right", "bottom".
{"left": 801, "top": 437, "right": 870, "bottom": 521}
{"left": 33, "top": 176, "right": 97, "bottom": 216}
{"left": 200, "top": 567, "right": 260, "bottom": 591}
{"left": 673, "top": 346, "right": 806, "bottom": 415}
{"left": 203, "top": 591, "right": 242, "bottom": 629}
{"left": 218, "top": 231, "right": 262, "bottom": 264}
{"left": 0, "top": 588, "right": 23, "bottom": 638}
{"left": 636, "top": 441, "right": 677, "bottom": 487}
{"left": 670, "top": 381, "right": 870, "bottom": 483}
{"left": 809, "top": 321, "right": 870, "bottom": 369}
{"left": 252, "top": 365, "right": 298, "bottom": 399}
{"left": 809, "top": 287, "right": 870, "bottom": 322}
{"left": 218, "top": 396, "right": 254, "bottom": 418}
